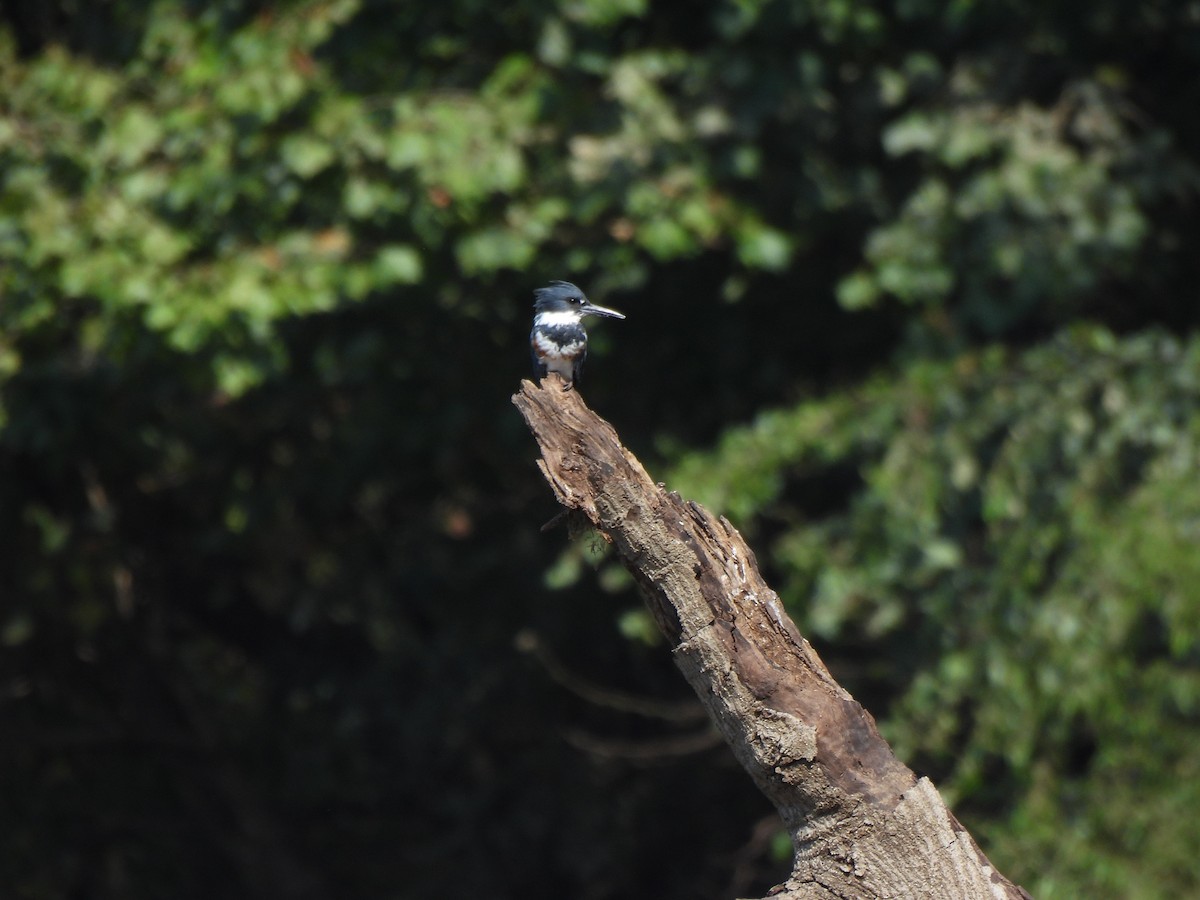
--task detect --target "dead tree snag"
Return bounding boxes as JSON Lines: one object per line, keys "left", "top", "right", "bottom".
{"left": 513, "top": 376, "right": 1032, "bottom": 900}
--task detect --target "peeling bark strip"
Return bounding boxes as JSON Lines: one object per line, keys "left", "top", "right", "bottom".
{"left": 513, "top": 377, "right": 1032, "bottom": 900}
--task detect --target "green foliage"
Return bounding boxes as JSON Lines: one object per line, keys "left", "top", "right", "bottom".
{"left": 669, "top": 327, "right": 1200, "bottom": 895}
{"left": 3, "top": 0, "right": 1200, "bottom": 897}
{"left": 841, "top": 76, "right": 1184, "bottom": 336}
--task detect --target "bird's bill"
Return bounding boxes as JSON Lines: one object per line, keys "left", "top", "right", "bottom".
{"left": 585, "top": 303, "right": 625, "bottom": 320}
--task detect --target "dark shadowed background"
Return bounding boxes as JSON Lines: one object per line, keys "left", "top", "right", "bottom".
{"left": 3, "top": 2, "right": 1200, "bottom": 898}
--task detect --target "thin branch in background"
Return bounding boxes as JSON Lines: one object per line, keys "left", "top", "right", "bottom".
{"left": 515, "top": 628, "right": 706, "bottom": 724}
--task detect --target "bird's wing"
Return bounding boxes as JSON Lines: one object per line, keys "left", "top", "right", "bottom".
{"left": 571, "top": 344, "right": 586, "bottom": 386}
{"left": 530, "top": 334, "right": 549, "bottom": 379}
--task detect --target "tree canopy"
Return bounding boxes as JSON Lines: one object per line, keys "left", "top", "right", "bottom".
{"left": 2, "top": 1, "right": 1198, "bottom": 897}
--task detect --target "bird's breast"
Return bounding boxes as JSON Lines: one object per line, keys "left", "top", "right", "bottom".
{"left": 531, "top": 325, "right": 586, "bottom": 362}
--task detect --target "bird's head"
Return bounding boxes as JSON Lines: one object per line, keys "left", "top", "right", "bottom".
{"left": 532, "top": 281, "right": 625, "bottom": 324}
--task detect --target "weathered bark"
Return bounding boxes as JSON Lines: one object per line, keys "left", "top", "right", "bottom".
{"left": 513, "top": 376, "right": 1032, "bottom": 900}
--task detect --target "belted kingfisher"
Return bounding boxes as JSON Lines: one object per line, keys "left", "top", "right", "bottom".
{"left": 530, "top": 280, "right": 625, "bottom": 390}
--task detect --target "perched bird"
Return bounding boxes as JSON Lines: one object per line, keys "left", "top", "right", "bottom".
{"left": 529, "top": 280, "right": 625, "bottom": 390}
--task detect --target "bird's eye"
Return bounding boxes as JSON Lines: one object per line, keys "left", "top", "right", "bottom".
{"left": 570, "top": 297, "right": 582, "bottom": 304}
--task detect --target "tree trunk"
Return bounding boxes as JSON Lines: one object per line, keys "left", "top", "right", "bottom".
{"left": 513, "top": 376, "right": 1032, "bottom": 900}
